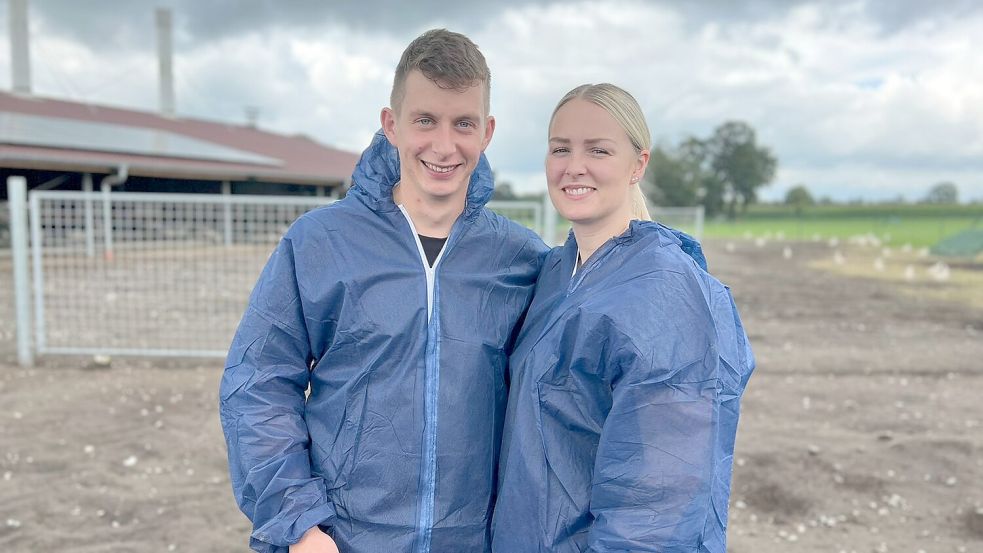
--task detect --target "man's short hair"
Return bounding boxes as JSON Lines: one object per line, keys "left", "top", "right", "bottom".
{"left": 390, "top": 28, "right": 491, "bottom": 115}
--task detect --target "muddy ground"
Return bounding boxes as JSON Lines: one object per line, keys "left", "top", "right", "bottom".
{"left": 1, "top": 238, "right": 981, "bottom": 553}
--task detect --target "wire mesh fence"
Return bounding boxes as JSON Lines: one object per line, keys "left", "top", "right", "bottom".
{"left": 22, "top": 191, "right": 546, "bottom": 358}
{"left": 28, "top": 191, "right": 331, "bottom": 357}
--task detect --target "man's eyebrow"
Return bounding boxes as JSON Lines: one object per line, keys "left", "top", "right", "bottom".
{"left": 408, "top": 111, "right": 482, "bottom": 122}
{"left": 548, "top": 137, "right": 571, "bottom": 143}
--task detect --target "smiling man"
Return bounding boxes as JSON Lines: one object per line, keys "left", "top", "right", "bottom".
{"left": 219, "top": 29, "right": 547, "bottom": 553}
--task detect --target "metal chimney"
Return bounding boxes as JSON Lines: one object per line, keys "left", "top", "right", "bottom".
{"left": 156, "top": 8, "right": 175, "bottom": 117}
{"left": 9, "top": 0, "right": 32, "bottom": 94}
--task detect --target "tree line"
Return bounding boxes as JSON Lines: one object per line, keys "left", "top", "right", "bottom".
{"left": 784, "top": 182, "right": 964, "bottom": 213}
{"left": 493, "top": 120, "right": 779, "bottom": 220}
{"left": 493, "top": 121, "right": 972, "bottom": 215}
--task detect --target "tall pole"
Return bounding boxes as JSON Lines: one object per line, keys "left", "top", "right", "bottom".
{"left": 9, "top": 0, "right": 32, "bottom": 95}
{"left": 156, "top": 8, "right": 175, "bottom": 117}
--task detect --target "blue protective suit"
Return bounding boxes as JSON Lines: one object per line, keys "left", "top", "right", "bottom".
{"left": 491, "top": 221, "right": 754, "bottom": 553}
{"left": 219, "top": 131, "right": 547, "bottom": 553}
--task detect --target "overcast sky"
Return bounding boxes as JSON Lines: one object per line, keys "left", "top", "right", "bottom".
{"left": 2, "top": 0, "right": 982, "bottom": 202}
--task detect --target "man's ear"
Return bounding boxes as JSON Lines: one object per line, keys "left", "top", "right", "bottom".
{"left": 481, "top": 115, "right": 496, "bottom": 151}
{"left": 381, "top": 107, "right": 398, "bottom": 143}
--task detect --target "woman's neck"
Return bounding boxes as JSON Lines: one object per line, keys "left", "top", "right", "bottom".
{"left": 573, "top": 214, "right": 633, "bottom": 265}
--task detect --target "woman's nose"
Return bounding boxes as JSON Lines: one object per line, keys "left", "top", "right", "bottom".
{"left": 565, "top": 152, "right": 586, "bottom": 177}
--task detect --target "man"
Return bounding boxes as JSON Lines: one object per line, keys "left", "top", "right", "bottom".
{"left": 219, "top": 29, "right": 547, "bottom": 553}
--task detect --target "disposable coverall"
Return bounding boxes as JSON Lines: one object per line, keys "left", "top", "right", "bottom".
{"left": 491, "top": 220, "right": 754, "bottom": 553}
{"left": 220, "top": 131, "right": 547, "bottom": 553}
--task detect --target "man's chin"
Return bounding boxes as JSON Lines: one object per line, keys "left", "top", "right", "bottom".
{"left": 422, "top": 181, "right": 470, "bottom": 200}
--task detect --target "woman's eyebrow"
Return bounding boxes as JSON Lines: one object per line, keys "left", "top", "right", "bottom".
{"left": 548, "top": 137, "right": 615, "bottom": 144}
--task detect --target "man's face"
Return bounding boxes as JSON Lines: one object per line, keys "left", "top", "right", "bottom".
{"left": 382, "top": 69, "right": 495, "bottom": 205}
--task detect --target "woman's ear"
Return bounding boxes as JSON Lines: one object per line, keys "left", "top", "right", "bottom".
{"left": 633, "top": 149, "right": 650, "bottom": 183}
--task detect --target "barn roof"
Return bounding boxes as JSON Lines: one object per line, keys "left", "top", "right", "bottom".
{"left": 0, "top": 91, "right": 360, "bottom": 185}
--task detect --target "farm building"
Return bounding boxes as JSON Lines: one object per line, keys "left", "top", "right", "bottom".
{"left": 0, "top": 89, "right": 361, "bottom": 201}
{"left": 1, "top": 1, "right": 360, "bottom": 244}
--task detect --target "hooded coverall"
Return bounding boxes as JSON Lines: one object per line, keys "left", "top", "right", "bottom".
{"left": 492, "top": 221, "right": 754, "bottom": 553}
{"left": 220, "top": 132, "right": 547, "bottom": 553}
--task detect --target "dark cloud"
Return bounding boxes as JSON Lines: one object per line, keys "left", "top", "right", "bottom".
{"left": 26, "top": 0, "right": 983, "bottom": 55}
{"left": 639, "top": 0, "right": 983, "bottom": 39}
{"left": 28, "top": 0, "right": 553, "bottom": 52}
{"left": 666, "top": 0, "right": 981, "bottom": 31}
{"left": 859, "top": 0, "right": 981, "bottom": 33}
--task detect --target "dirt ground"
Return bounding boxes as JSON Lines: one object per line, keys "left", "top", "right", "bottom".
{"left": 1, "top": 238, "right": 981, "bottom": 553}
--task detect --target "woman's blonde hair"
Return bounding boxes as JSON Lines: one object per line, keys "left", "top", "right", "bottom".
{"left": 549, "top": 83, "right": 652, "bottom": 220}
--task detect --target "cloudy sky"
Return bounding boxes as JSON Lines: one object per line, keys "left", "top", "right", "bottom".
{"left": 2, "top": 0, "right": 982, "bottom": 202}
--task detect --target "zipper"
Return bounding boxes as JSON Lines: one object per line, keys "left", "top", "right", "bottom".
{"left": 397, "top": 205, "right": 450, "bottom": 553}
{"left": 566, "top": 239, "right": 620, "bottom": 296}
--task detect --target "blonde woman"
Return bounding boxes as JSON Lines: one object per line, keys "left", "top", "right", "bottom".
{"left": 491, "top": 84, "right": 754, "bottom": 552}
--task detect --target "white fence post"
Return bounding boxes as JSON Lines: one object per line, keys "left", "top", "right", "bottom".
{"left": 222, "top": 181, "right": 233, "bottom": 246}
{"left": 542, "top": 193, "right": 559, "bottom": 246}
{"left": 101, "top": 181, "right": 114, "bottom": 260}
{"left": 83, "top": 173, "right": 95, "bottom": 257}
{"left": 29, "top": 192, "right": 46, "bottom": 356}
{"left": 695, "top": 205, "right": 705, "bottom": 241}
{"left": 8, "top": 176, "right": 34, "bottom": 367}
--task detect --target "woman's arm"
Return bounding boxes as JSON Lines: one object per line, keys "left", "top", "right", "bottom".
{"left": 587, "top": 274, "right": 737, "bottom": 553}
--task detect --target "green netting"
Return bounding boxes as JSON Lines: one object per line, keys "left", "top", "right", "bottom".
{"left": 931, "top": 228, "right": 983, "bottom": 257}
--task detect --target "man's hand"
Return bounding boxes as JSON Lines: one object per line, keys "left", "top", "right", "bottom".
{"left": 289, "top": 526, "right": 340, "bottom": 553}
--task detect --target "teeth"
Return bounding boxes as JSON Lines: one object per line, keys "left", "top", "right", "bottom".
{"left": 423, "top": 161, "right": 456, "bottom": 173}
{"left": 565, "top": 187, "right": 592, "bottom": 196}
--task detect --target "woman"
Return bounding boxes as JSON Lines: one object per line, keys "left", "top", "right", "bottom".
{"left": 490, "top": 84, "right": 754, "bottom": 552}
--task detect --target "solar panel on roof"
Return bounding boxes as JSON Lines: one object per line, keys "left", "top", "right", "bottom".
{"left": 0, "top": 112, "right": 282, "bottom": 166}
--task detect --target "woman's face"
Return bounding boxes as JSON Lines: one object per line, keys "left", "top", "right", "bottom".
{"left": 546, "top": 98, "right": 645, "bottom": 233}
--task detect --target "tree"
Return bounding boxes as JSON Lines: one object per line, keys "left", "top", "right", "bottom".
{"left": 784, "top": 184, "right": 814, "bottom": 214}
{"left": 705, "top": 121, "right": 777, "bottom": 219}
{"left": 644, "top": 144, "right": 701, "bottom": 207}
{"left": 642, "top": 121, "right": 777, "bottom": 218}
{"left": 923, "top": 182, "right": 958, "bottom": 204}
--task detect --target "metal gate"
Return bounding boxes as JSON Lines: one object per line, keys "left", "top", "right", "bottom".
{"left": 7, "top": 182, "right": 547, "bottom": 362}
{"left": 27, "top": 190, "right": 333, "bottom": 357}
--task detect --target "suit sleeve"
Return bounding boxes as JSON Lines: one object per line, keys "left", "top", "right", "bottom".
{"left": 587, "top": 276, "right": 725, "bottom": 552}
{"left": 219, "top": 234, "right": 336, "bottom": 553}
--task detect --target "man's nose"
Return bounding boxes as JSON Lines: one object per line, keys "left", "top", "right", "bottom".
{"left": 431, "top": 124, "right": 455, "bottom": 157}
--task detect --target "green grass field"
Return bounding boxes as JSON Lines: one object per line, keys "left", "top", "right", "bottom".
{"left": 703, "top": 204, "right": 983, "bottom": 248}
